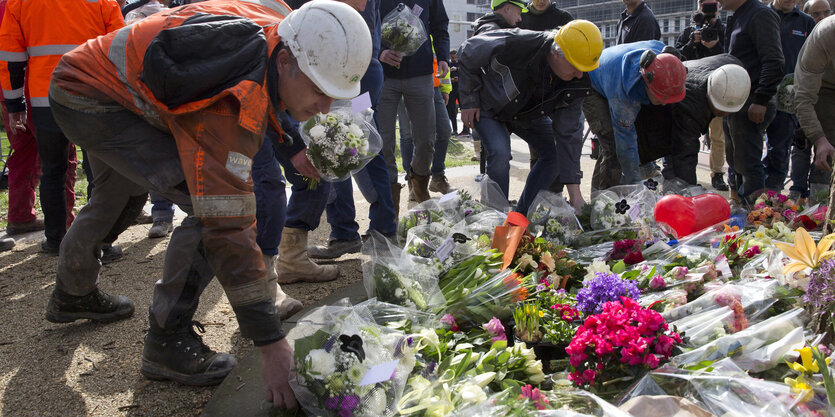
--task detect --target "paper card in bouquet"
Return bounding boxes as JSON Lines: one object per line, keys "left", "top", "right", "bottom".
{"left": 359, "top": 360, "right": 399, "bottom": 386}
{"left": 351, "top": 92, "right": 372, "bottom": 114}
{"left": 435, "top": 237, "right": 455, "bottom": 262}
{"left": 491, "top": 211, "right": 530, "bottom": 270}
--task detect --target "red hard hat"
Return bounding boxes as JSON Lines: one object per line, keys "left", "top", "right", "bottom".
{"left": 640, "top": 51, "right": 687, "bottom": 104}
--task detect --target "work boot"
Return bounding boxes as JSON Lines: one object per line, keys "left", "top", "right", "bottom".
{"left": 276, "top": 227, "right": 339, "bottom": 284}
{"left": 148, "top": 220, "right": 173, "bottom": 238}
{"left": 263, "top": 254, "right": 303, "bottom": 320}
{"left": 6, "top": 218, "right": 44, "bottom": 235}
{"left": 391, "top": 182, "right": 402, "bottom": 218}
{"left": 409, "top": 170, "right": 431, "bottom": 203}
{"left": 729, "top": 189, "right": 742, "bottom": 205}
{"left": 141, "top": 321, "right": 237, "bottom": 386}
{"left": 133, "top": 211, "right": 154, "bottom": 225}
{"left": 41, "top": 238, "right": 60, "bottom": 255}
{"left": 711, "top": 173, "right": 729, "bottom": 191}
{"left": 308, "top": 238, "right": 362, "bottom": 259}
{"left": 101, "top": 244, "right": 123, "bottom": 264}
{"left": 0, "top": 237, "right": 15, "bottom": 252}
{"left": 45, "top": 287, "right": 134, "bottom": 323}
{"left": 429, "top": 175, "right": 455, "bottom": 194}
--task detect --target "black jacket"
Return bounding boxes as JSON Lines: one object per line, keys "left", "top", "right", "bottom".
{"left": 519, "top": 1, "right": 573, "bottom": 31}
{"left": 473, "top": 12, "right": 515, "bottom": 36}
{"left": 772, "top": 5, "right": 815, "bottom": 73}
{"left": 675, "top": 19, "right": 725, "bottom": 60}
{"left": 380, "top": 0, "right": 449, "bottom": 79}
{"left": 616, "top": 2, "right": 661, "bottom": 44}
{"left": 724, "top": 0, "right": 784, "bottom": 105}
{"left": 637, "top": 54, "right": 744, "bottom": 182}
{"left": 458, "top": 28, "right": 590, "bottom": 122}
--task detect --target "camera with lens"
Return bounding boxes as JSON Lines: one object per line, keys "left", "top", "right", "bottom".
{"left": 692, "top": 2, "right": 719, "bottom": 42}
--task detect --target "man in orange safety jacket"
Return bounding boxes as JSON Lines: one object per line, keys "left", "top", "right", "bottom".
{"left": 44, "top": 0, "right": 371, "bottom": 408}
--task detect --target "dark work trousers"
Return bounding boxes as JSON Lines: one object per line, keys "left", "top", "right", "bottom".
{"left": 32, "top": 126, "right": 78, "bottom": 245}
{"left": 763, "top": 110, "right": 796, "bottom": 190}
{"left": 49, "top": 98, "right": 211, "bottom": 332}
{"left": 724, "top": 99, "right": 777, "bottom": 201}
{"left": 583, "top": 91, "right": 621, "bottom": 191}
{"left": 446, "top": 92, "right": 459, "bottom": 134}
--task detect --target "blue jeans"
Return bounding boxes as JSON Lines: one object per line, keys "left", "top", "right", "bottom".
{"left": 400, "top": 87, "right": 451, "bottom": 177}
{"left": 253, "top": 136, "right": 286, "bottom": 256}
{"left": 325, "top": 59, "right": 396, "bottom": 240}
{"left": 150, "top": 192, "right": 174, "bottom": 223}
{"left": 474, "top": 115, "right": 557, "bottom": 215}
{"left": 763, "top": 110, "right": 796, "bottom": 190}
{"left": 724, "top": 100, "right": 777, "bottom": 200}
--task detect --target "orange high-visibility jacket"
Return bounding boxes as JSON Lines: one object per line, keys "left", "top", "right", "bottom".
{"left": 50, "top": 0, "right": 293, "bottom": 341}
{"left": 0, "top": 0, "right": 123, "bottom": 115}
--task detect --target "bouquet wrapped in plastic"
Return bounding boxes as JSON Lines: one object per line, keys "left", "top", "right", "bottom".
{"left": 662, "top": 279, "right": 778, "bottom": 323}
{"left": 589, "top": 185, "right": 657, "bottom": 231}
{"left": 671, "top": 307, "right": 808, "bottom": 372}
{"left": 398, "top": 198, "right": 463, "bottom": 245}
{"left": 439, "top": 265, "right": 535, "bottom": 326}
{"left": 381, "top": 3, "right": 428, "bottom": 56}
{"left": 404, "top": 223, "right": 480, "bottom": 272}
{"left": 618, "top": 359, "right": 833, "bottom": 417}
{"left": 527, "top": 191, "right": 583, "bottom": 247}
{"left": 286, "top": 303, "right": 417, "bottom": 417}
{"left": 301, "top": 101, "right": 382, "bottom": 183}
{"left": 362, "top": 232, "right": 445, "bottom": 311}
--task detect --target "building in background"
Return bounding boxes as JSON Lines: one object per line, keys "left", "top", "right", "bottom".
{"left": 446, "top": 0, "right": 726, "bottom": 50}
{"left": 445, "top": 0, "right": 492, "bottom": 51}
{"left": 560, "top": 0, "right": 727, "bottom": 47}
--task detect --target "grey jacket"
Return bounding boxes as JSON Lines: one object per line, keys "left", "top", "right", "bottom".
{"left": 795, "top": 15, "right": 835, "bottom": 141}
{"left": 457, "top": 28, "right": 590, "bottom": 122}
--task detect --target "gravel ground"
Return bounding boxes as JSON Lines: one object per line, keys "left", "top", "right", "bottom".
{"left": 0, "top": 218, "right": 364, "bottom": 417}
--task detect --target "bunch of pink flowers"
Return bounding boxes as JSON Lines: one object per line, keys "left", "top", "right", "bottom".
{"left": 566, "top": 297, "right": 682, "bottom": 388}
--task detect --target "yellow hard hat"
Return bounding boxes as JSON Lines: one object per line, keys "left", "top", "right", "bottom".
{"left": 554, "top": 20, "right": 603, "bottom": 73}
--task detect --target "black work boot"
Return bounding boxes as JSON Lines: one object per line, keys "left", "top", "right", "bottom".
{"left": 141, "top": 321, "right": 237, "bottom": 386}
{"left": 101, "top": 244, "right": 123, "bottom": 264}
{"left": 46, "top": 288, "right": 134, "bottom": 323}
{"left": 711, "top": 173, "right": 729, "bottom": 191}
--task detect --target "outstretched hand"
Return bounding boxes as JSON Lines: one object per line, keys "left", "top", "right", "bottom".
{"left": 261, "top": 338, "right": 297, "bottom": 410}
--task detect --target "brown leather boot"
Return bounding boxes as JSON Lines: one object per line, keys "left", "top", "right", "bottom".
{"left": 276, "top": 227, "right": 339, "bottom": 284}
{"left": 410, "top": 170, "right": 431, "bottom": 203}
{"left": 391, "top": 182, "right": 402, "bottom": 218}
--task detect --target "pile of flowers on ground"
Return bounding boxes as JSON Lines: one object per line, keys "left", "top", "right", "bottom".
{"left": 285, "top": 184, "right": 835, "bottom": 417}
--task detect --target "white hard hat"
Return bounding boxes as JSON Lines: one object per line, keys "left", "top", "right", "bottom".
{"left": 707, "top": 64, "right": 751, "bottom": 113}
{"left": 277, "top": 0, "right": 371, "bottom": 99}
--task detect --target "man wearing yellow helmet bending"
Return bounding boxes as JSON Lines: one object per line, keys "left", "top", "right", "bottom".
{"left": 458, "top": 21, "right": 603, "bottom": 215}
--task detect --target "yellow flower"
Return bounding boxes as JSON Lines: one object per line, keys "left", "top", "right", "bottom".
{"left": 538, "top": 311, "right": 544, "bottom": 318}
{"left": 789, "top": 347, "right": 820, "bottom": 374}
{"left": 775, "top": 228, "right": 835, "bottom": 275}
{"left": 784, "top": 376, "right": 815, "bottom": 403}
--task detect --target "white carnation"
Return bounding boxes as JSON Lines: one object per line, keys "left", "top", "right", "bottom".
{"left": 308, "top": 124, "right": 327, "bottom": 139}
{"left": 307, "top": 349, "right": 336, "bottom": 375}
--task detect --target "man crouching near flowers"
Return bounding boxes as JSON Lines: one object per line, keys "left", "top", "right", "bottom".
{"left": 44, "top": 0, "right": 372, "bottom": 410}
{"left": 457, "top": 21, "right": 604, "bottom": 215}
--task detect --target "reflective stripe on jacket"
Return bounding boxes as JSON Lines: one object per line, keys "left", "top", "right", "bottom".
{"left": 49, "top": 0, "right": 293, "bottom": 336}
{"left": 0, "top": 0, "right": 124, "bottom": 112}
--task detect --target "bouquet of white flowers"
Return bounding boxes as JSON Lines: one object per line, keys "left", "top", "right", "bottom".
{"left": 301, "top": 101, "right": 381, "bottom": 185}
{"left": 287, "top": 303, "right": 417, "bottom": 417}
{"left": 589, "top": 184, "right": 657, "bottom": 230}
{"left": 527, "top": 191, "right": 582, "bottom": 246}
{"left": 381, "top": 3, "right": 428, "bottom": 56}
{"left": 362, "top": 232, "right": 446, "bottom": 311}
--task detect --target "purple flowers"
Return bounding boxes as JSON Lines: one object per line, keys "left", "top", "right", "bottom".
{"left": 576, "top": 272, "right": 640, "bottom": 315}
{"left": 805, "top": 258, "right": 835, "bottom": 311}
{"left": 325, "top": 394, "right": 361, "bottom": 416}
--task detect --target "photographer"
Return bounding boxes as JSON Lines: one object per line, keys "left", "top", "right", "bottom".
{"left": 676, "top": 0, "right": 725, "bottom": 60}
